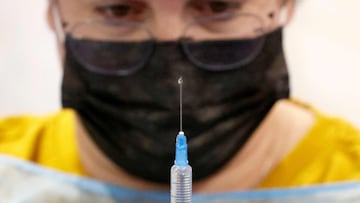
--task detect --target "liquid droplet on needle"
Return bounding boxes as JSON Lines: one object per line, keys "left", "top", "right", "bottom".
{"left": 178, "top": 77, "right": 183, "bottom": 85}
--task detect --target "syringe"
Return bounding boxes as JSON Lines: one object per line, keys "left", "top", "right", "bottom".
{"left": 171, "top": 77, "right": 192, "bottom": 203}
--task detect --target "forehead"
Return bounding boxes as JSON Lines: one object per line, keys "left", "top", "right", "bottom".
{"left": 57, "top": 0, "right": 284, "bottom": 22}
{"left": 59, "top": 0, "right": 282, "bottom": 7}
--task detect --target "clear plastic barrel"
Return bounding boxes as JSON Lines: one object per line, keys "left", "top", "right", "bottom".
{"left": 171, "top": 165, "right": 192, "bottom": 203}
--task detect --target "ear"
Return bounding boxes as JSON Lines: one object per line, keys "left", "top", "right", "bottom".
{"left": 47, "top": 1, "right": 66, "bottom": 61}
{"left": 279, "top": 0, "right": 295, "bottom": 26}
{"left": 47, "top": 3, "right": 56, "bottom": 32}
{"left": 47, "top": 0, "right": 65, "bottom": 42}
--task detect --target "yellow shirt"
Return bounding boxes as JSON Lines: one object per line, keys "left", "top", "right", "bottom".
{"left": 0, "top": 107, "right": 360, "bottom": 188}
{"left": 0, "top": 109, "right": 84, "bottom": 176}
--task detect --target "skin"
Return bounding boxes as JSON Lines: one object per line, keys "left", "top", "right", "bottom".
{"left": 47, "top": 0, "right": 314, "bottom": 193}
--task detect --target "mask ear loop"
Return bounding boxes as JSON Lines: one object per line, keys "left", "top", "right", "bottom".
{"left": 51, "top": 0, "right": 65, "bottom": 43}
{"left": 278, "top": 6, "right": 288, "bottom": 26}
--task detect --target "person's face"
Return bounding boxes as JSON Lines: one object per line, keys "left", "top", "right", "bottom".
{"left": 50, "top": 0, "right": 294, "bottom": 43}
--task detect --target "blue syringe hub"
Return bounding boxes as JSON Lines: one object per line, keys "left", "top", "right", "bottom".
{"left": 175, "top": 131, "right": 188, "bottom": 166}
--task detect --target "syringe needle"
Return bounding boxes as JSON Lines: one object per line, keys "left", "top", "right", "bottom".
{"left": 172, "top": 77, "right": 192, "bottom": 203}
{"left": 178, "top": 77, "right": 183, "bottom": 132}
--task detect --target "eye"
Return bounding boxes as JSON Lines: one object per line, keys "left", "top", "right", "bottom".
{"left": 96, "top": 1, "right": 147, "bottom": 21}
{"left": 100, "top": 5, "right": 131, "bottom": 17}
{"left": 209, "top": 1, "right": 232, "bottom": 13}
{"left": 190, "top": 0, "right": 242, "bottom": 16}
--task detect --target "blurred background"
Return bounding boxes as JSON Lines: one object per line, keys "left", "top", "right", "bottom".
{"left": 0, "top": 0, "right": 359, "bottom": 126}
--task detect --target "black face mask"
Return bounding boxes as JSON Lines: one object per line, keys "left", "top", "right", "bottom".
{"left": 62, "top": 28, "right": 289, "bottom": 184}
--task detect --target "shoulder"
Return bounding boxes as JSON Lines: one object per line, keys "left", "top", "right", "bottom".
{"left": 0, "top": 109, "right": 76, "bottom": 160}
{"left": 305, "top": 107, "right": 360, "bottom": 175}
{"left": 269, "top": 99, "right": 359, "bottom": 146}
{"left": 282, "top": 100, "right": 360, "bottom": 151}
{"left": 0, "top": 109, "right": 75, "bottom": 139}
{"left": 261, "top": 100, "right": 360, "bottom": 188}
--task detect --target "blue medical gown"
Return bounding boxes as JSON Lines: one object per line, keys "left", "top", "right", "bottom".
{"left": 0, "top": 155, "right": 359, "bottom": 203}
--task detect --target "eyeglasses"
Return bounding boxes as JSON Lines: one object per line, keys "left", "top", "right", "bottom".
{"left": 63, "top": 11, "right": 270, "bottom": 76}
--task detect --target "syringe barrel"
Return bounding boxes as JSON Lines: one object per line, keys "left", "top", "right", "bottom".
{"left": 171, "top": 165, "right": 192, "bottom": 203}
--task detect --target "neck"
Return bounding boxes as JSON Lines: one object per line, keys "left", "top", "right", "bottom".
{"left": 75, "top": 99, "right": 314, "bottom": 193}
